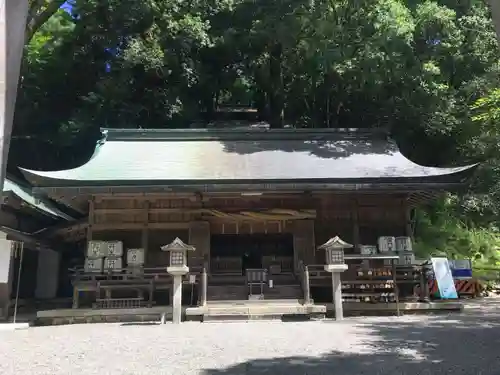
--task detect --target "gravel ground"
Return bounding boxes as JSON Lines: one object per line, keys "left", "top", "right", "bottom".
{"left": 1, "top": 299, "right": 500, "bottom": 375}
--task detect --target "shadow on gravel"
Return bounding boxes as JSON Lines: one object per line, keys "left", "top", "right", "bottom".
{"left": 202, "top": 300, "right": 500, "bottom": 375}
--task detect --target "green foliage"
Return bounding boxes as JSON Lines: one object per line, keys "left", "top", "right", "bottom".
{"left": 414, "top": 196, "right": 500, "bottom": 265}
{"left": 12, "top": 0, "right": 500, "bottom": 265}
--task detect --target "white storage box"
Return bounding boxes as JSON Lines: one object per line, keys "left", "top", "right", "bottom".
{"left": 395, "top": 237, "right": 412, "bottom": 252}
{"left": 84, "top": 257, "right": 103, "bottom": 273}
{"left": 360, "top": 245, "right": 377, "bottom": 255}
{"left": 127, "top": 248, "right": 145, "bottom": 265}
{"left": 378, "top": 236, "right": 396, "bottom": 253}
{"left": 105, "top": 241, "right": 124, "bottom": 257}
{"left": 103, "top": 257, "right": 123, "bottom": 270}
{"left": 87, "top": 241, "right": 106, "bottom": 258}
{"left": 398, "top": 253, "right": 415, "bottom": 265}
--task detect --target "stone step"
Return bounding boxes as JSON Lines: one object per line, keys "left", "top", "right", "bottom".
{"left": 207, "top": 298, "right": 304, "bottom": 306}
{"left": 189, "top": 302, "right": 327, "bottom": 321}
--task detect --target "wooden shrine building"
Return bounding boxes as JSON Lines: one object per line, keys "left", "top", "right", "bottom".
{"left": 0, "top": 176, "right": 74, "bottom": 320}
{"left": 19, "top": 127, "right": 476, "bottom": 322}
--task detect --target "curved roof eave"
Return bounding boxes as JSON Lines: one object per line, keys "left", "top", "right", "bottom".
{"left": 3, "top": 177, "right": 76, "bottom": 221}
{"left": 18, "top": 128, "right": 480, "bottom": 188}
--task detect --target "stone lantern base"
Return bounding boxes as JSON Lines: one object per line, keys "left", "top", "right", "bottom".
{"left": 324, "top": 264, "right": 348, "bottom": 272}
{"left": 167, "top": 266, "right": 189, "bottom": 276}
{"left": 166, "top": 266, "right": 189, "bottom": 324}
{"left": 324, "top": 265, "right": 348, "bottom": 321}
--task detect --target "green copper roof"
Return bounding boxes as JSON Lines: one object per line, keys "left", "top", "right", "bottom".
{"left": 3, "top": 177, "right": 74, "bottom": 220}
{"left": 20, "top": 128, "right": 477, "bottom": 188}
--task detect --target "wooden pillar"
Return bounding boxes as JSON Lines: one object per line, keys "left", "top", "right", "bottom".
{"left": 392, "top": 260, "right": 401, "bottom": 316}
{"left": 142, "top": 201, "right": 149, "bottom": 262}
{"left": 200, "top": 268, "right": 207, "bottom": 306}
{"left": 87, "top": 197, "right": 95, "bottom": 243}
{"left": 352, "top": 198, "right": 360, "bottom": 251}
{"left": 304, "top": 265, "right": 311, "bottom": 304}
{"left": 419, "top": 266, "right": 430, "bottom": 302}
{"left": 404, "top": 200, "right": 414, "bottom": 240}
{"left": 189, "top": 221, "right": 210, "bottom": 270}
{"left": 293, "top": 219, "right": 315, "bottom": 267}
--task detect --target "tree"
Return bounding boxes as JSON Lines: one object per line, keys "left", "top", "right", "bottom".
{"left": 25, "top": 0, "right": 68, "bottom": 43}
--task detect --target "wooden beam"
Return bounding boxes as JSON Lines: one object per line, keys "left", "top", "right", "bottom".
{"left": 94, "top": 207, "right": 317, "bottom": 215}
{"left": 95, "top": 193, "right": 196, "bottom": 201}
{"left": 94, "top": 208, "right": 200, "bottom": 214}
{"left": 94, "top": 192, "right": 310, "bottom": 202}
{"left": 91, "top": 222, "right": 191, "bottom": 231}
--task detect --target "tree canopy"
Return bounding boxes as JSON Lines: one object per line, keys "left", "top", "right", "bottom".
{"left": 12, "top": 0, "right": 500, "bottom": 263}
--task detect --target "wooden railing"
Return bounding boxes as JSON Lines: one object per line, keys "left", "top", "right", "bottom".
{"left": 307, "top": 264, "right": 331, "bottom": 286}
{"left": 70, "top": 267, "right": 175, "bottom": 309}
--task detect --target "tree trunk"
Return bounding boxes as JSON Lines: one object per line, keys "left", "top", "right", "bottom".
{"left": 490, "top": 0, "right": 500, "bottom": 46}
{"left": 269, "top": 43, "right": 284, "bottom": 128}
{"left": 25, "top": 0, "right": 67, "bottom": 44}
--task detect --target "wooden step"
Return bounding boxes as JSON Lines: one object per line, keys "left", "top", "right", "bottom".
{"left": 264, "top": 284, "right": 303, "bottom": 299}
{"left": 207, "top": 285, "right": 247, "bottom": 301}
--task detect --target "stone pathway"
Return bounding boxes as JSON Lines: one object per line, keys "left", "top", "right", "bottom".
{"left": 0, "top": 299, "right": 499, "bottom": 374}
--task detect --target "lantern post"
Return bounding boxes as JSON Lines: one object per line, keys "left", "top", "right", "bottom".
{"left": 161, "top": 238, "right": 195, "bottom": 324}
{"left": 318, "top": 236, "right": 351, "bottom": 320}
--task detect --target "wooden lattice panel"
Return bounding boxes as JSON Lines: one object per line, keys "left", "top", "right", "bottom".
{"left": 94, "top": 298, "right": 145, "bottom": 309}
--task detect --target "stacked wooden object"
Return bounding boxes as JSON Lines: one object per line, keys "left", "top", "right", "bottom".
{"left": 395, "top": 236, "right": 415, "bottom": 265}
{"left": 84, "top": 241, "right": 124, "bottom": 273}
{"left": 126, "top": 248, "right": 145, "bottom": 275}
{"left": 84, "top": 241, "right": 146, "bottom": 274}
{"left": 342, "top": 267, "right": 397, "bottom": 304}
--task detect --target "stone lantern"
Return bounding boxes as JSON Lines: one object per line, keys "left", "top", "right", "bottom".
{"left": 318, "top": 236, "right": 351, "bottom": 320}
{"left": 161, "top": 237, "right": 196, "bottom": 324}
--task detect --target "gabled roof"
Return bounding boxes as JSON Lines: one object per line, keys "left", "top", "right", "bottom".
{"left": 3, "top": 177, "right": 75, "bottom": 220}
{"left": 318, "top": 236, "right": 353, "bottom": 250}
{"left": 20, "top": 128, "right": 477, "bottom": 191}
